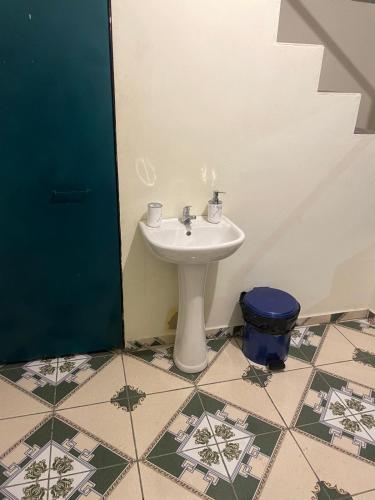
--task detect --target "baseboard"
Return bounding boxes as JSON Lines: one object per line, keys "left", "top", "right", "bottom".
{"left": 124, "top": 308, "right": 371, "bottom": 351}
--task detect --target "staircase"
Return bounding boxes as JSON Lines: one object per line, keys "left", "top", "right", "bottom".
{"left": 278, "top": 0, "right": 375, "bottom": 133}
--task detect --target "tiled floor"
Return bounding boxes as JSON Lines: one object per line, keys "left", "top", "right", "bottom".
{"left": 1, "top": 320, "right": 375, "bottom": 499}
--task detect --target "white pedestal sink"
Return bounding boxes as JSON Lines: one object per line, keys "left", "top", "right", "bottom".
{"left": 139, "top": 216, "right": 245, "bottom": 373}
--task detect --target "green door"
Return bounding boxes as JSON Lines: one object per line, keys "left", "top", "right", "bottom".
{"left": 0, "top": 0, "right": 123, "bottom": 362}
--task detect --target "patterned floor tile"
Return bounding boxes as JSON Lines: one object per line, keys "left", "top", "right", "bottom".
{"left": 0, "top": 414, "right": 135, "bottom": 499}
{"left": 248, "top": 353, "right": 310, "bottom": 374}
{"left": 145, "top": 443, "right": 237, "bottom": 499}
{"left": 239, "top": 338, "right": 313, "bottom": 372}
{"left": 56, "top": 400, "right": 136, "bottom": 460}
{"left": 257, "top": 432, "right": 318, "bottom": 500}
{"left": 333, "top": 310, "right": 369, "bottom": 323}
{"left": 0, "top": 377, "right": 51, "bottom": 419}
{"left": 336, "top": 318, "right": 375, "bottom": 337}
{"left": 314, "top": 326, "right": 363, "bottom": 366}
{"left": 288, "top": 324, "right": 327, "bottom": 364}
{"left": 0, "top": 413, "right": 53, "bottom": 458}
{"left": 198, "top": 339, "right": 252, "bottom": 386}
{"left": 0, "top": 415, "right": 53, "bottom": 497}
{"left": 291, "top": 430, "right": 375, "bottom": 497}
{"left": 293, "top": 369, "right": 375, "bottom": 465}
{"left": 319, "top": 359, "right": 375, "bottom": 394}
{"left": 45, "top": 463, "right": 138, "bottom": 499}
{"left": 0, "top": 353, "right": 116, "bottom": 410}
{"left": 127, "top": 337, "right": 228, "bottom": 384}
{"left": 257, "top": 366, "right": 313, "bottom": 426}
{"left": 139, "top": 462, "right": 200, "bottom": 499}
{"left": 131, "top": 388, "right": 198, "bottom": 458}
{"left": 2, "top": 314, "right": 375, "bottom": 498}
{"left": 123, "top": 354, "right": 194, "bottom": 395}
{"left": 298, "top": 314, "right": 335, "bottom": 326}
{"left": 58, "top": 355, "right": 126, "bottom": 409}
{"left": 2, "top": 479, "right": 50, "bottom": 500}
{"left": 103, "top": 463, "right": 143, "bottom": 499}
{"left": 144, "top": 389, "right": 284, "bottom": 500}
{"left": 197, "top": 391, "right": 282, "bottom": 445}
{"left": 334, "top": 324, "right": 375, "bottom": 355}
{"left": 199, "top": 370, "right": 285, "bottom": 426}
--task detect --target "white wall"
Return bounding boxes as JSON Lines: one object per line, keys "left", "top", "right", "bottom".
{"left": 278, "top": 0, "right": 375, "bottom": 131}
{"left": 112, "top": 0, "right": 375, "bottom": 341}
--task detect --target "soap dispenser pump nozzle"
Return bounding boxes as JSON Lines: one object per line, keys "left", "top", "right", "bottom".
{"left": 211, "top": 191, "right": 225, "bottom": 204}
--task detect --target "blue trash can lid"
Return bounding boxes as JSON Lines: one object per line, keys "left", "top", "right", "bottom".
{"left": 241, "top": 287, "right": 300, "bottom": 319}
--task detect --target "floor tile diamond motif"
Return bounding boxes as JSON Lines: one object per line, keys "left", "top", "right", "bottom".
{"left": 0, "top": 353, "right": 114, "bottom": 407}
{"left": 294, "top": 370, "right": 375, "bottom": 464}
{"left": 111, "top": 385, "right": 146, "bottom": 412}
{"left": 129, "top": 338, "right": 228, "bottom": 382}
{"left": 0, "top": 415, "right": 132, "bottom": 499}
{"left": 288, "top": 324, "right": 326, "bottom": 363}
{"left": 242, "top": 365, "right": 272, "bottom": 388}
{"left": 145, "top": 390, "right": 284, "bottom": 499}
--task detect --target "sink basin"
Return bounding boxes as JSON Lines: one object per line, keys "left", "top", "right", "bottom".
{"left": 138, "top": 216, "right": 245, "bottom": 264}
{"left": 139, "top": 215, "right": 245, "bottom": 374}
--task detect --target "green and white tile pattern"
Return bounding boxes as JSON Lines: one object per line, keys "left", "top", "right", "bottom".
{"left": 1, "top": 312, "right": 375, "bottom": 498}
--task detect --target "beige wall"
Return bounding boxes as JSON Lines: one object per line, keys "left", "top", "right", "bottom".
{"left": 278, "top": 0, "right": 375, "bottom": 131}
{"left": 112, "top": 0, "right": 375, "bottom": 341}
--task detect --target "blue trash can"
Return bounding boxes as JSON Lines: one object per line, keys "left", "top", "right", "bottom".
{"left": 240, "top": 287, "right": 300, "bottom": 369}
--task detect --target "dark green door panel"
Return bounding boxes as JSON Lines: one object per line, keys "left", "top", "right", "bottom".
{"left": 0, "top": 0, "right": 123, "bottom": 362}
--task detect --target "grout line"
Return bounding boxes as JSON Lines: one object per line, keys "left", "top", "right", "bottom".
{"left": 195, "top": 363, "right": 314, "bottom": 390}
{"left": 0, "top": 385, "right": 196, "bottom": 420}
{"left": 333, "top": 322, "right": 375, "bottom": 351}
{"left": 125, "top": 384, "right": 195, "bottom": 398}
{"left": 120, "top": 353, "right": 145, "bottom": 500}
{"left": 314, "top": 357, "right": 359, "bottom": 369}
{"left": 332, "top": 324, "right": 362, "bottom": 349}
{"left": 54, "top": 385, "right": 195, "bottom": 414}
{"left": 47, "top": 357, "right": 60, "bottom": 500}
{"left": 352, "top": 488, "right": 375, "bottom": 498}
{"left": 0, "top": 409, "right": 53, "bottom": 422}
{"left": 134, "top": 461, "right": 146, "bottom": 500}
{"left": 197, "top": 375, "right": 259, "bottom": 388}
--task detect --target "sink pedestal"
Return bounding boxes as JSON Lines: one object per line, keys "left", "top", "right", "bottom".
{"left": 139, "top": 216, "right": 245, "bottom": 374}
{"left": 173, "top": 263, "right": 208, "bottom": 373}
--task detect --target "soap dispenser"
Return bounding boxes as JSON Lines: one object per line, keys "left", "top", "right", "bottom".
{"left": 207, "top": 191, "right": 225, "bottom": 224}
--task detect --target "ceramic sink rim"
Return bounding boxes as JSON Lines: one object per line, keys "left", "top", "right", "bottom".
{"left": 138, "top": 215, "right": 245, "bottom": 254}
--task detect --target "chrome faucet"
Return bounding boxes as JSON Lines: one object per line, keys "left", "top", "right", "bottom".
{"left": 181, "top": 205, "right": 196, "bottom": 225}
